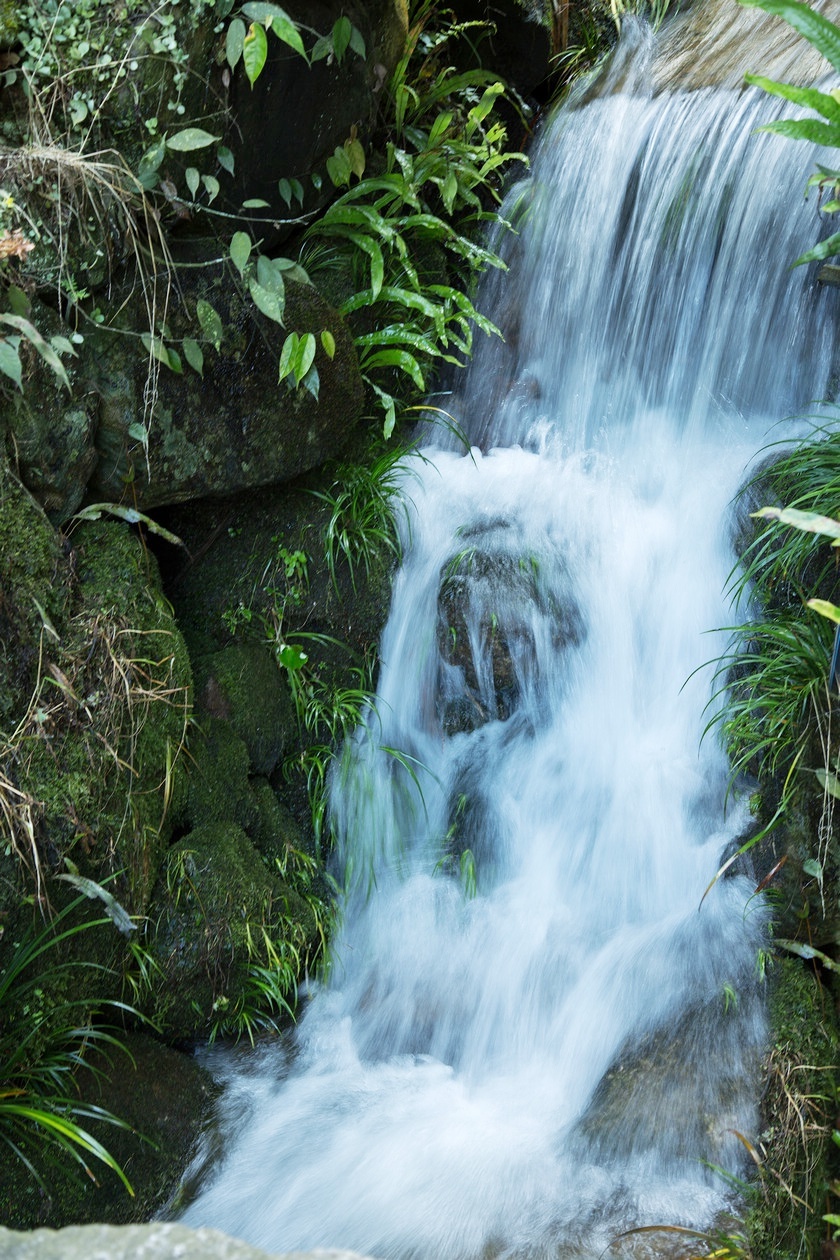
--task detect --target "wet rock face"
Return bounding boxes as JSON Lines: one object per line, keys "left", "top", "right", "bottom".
{"left": 0, "top": 1225, "right": 379, "bottom": 1260}
{"left": 435, "top": 539, "right": 583, "bottom": 737}
{"left": 88, "top": 269, "right": 364, "bottom": 510}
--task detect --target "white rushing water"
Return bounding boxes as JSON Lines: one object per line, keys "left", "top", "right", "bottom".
{"left": 181, "top": 24, "right": 840, "bottom": 1259}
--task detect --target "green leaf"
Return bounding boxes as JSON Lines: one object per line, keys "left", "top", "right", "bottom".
{"left": 0, "top": 314, "right": 70, "bottom": 390}
{"left": 326, "top": 145, "right": 353, "bottom": 188}
{"left": 816, "top": 767, "right": 840, "bottom": 798}
{"left": 278, "top": 177, "right": 292, "bottom": 206}
{"left": 301, "top": 362, "right": 320, "bottom": 400}
{"left": 185, "top": 166, "right": 200, "bottom": 197}
{"left": 217, "top": 145, "right": 235, "bottom": 175}
{"left": 320, "top": 329, "right": 336, "bottom": 360}
{"left": 248, "top": 277, "right": 286, "bottom": 325}
{"left": 49, "top": 335, "right": 77, "bottom": 357}
{"left": 759, "top": 117, "right": 840, "bottom": 147}
{"left": 347, "top": 137, "right": 366, "bottom": 179}
{"left": 56, "top": 870, "right": 135, "bottom": 937}
{"left": 278, "top": 642, "right": 307, "bottom": 670}
{"left": 202, "top": 174, "right": 220, "bottom": 203}
{"left": 137, "top": 136, "right": 166, "bottom": 189}
{"left": 332, "top": 15, "right": 351, "bottom": 62}
{"left": 739, "top": 0, "right": 840, "bottom": 73}
{"left": 278, "top": 332, "right": 298, "bottom": 382}
{"left": 242, "top": 198, "right": 270, "bottom": 208}
{"left": 806, "top": 597, "right": 840, "bottom": 624}
{"left": 348, "top": 24, "right": 366, "bottom": 58}
{"left": 230, "top": 230, "right": 252, "bottom": 275}
{"left": 296, "top": 332, "right": 316, "bottom": 384}
{"left": 362, "top": 346, "right": 425, "bottom": 389}
{"left": 744, "top": 72, "right": 840, "bottom": 121}
{"left": 257, "top": 254, "right": 286, "bottom": 296}
{"left": 243, "top": 21, "right": 268, "bottom": 87}
{"left": 0, "top": 338, "right": 22, "bottom": 389}
{"left": 802, "top": 857, "right": 824, "bottom": 879}
{"left": 794, "top": 229, "right": 840, "bottom": 265}
{"left": 241, "top": 3, "right": 305, "bottom": 56}
{"left": 752, "top": 504, "right": 840, "bottom": 539}
{"left": 196, "top": 298, "right": 224, "bottom": 350}
{"left": 226, "top": 17, "right": 246, "bottom": 68}
{"left": 7, "top": 285, "right": 29, "bottom": 317}
{"left": 442, "top": 169, "right": 458, "bottom": 214}
{"left": 166, "top": 127, "right": 220, "bottom": 152}
{"left": 183, "top": 337, "right": 204, "bottom": 377}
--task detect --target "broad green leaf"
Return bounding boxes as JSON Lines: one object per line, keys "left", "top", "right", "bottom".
{"left": 740, "top": 0, "right": 840, "bottom": 73}
{"left": 278, "top": 177, "right": 292, "bottom": 206}
{"left": 241, "top": 3, "right": 305, "bottom": 56}
{"left": 243, "top": 21, "right": 268, "bottom": 87}
{"left": 278, "top": 642, "right": 307, "bottom": 670}
{"left": 321, "top": 329, "right": 336, "bottom": 359}
{"left": 744, "top": 72, "right": 840, "bottom": 121}
{"left": 428, "top": 110, "right": 454, "bottom": 147}
{"left": 196, "top": 298, "right": 224, "bottom": 350}
{"left": 348, "top": 24, "right": 366, "bottom": 58}
{"left": 794, "top": 228, "right": 840, "bottom": 265}
{"left": 230, "top": 230, "right": 252, "bottom": 275}
{"left": 442, "top": 169, "right": 458, "bottom": 214}
{"left": 311, "top": 34, "right": 332, "bottom": 61}
{"left": 326, "top": 145, "right": 353, "bottom": 188}
{"left": 7, "top": 285, "right": 29, "bottom": 317}
{"left": 752, "top": 504, "right": 840, "bottom": 538}
{"left": 0, "top": 338, "right": 22, "bottom": 389}
{"left": 185, "top": 166, "right": 200, "bottom": 197}
{"left": 290, "top": 177, "right": 304, "bottom": 205}
{"left": 183, "top": 337, "right": 204, "bottom": 377}
{"left": 217, "top": 145, "right": 235, "bottom": 175}
{"left": 167, "top": 346, "right": 183, "bottom": 373}
{"left": 50, "top": 335, "right": 77, "bottom": 356}
{"left": 296, "top": 332, "right": 316, "bottom": 384}
{"left": 249, "top": 277, "right": 286, "bottom": 325}
{"left": 278, "top": 332, "right": 298, "bottom": 382}
{"left": 806, "top": 596, "right": 840, "bottom": 623}
{"left": 363, "top": 346, "right": 425, "bottom": 388}
{"left": 242, "top": 198, "right": 270, "bottom": 208}
{"left": 137, "top": 136, "right": 166, "bottom": 189}
{"left": 128, "top": 422, "right": 147, "bottom": 442}
{"left": 257, "top": 254, "right": 286, "bottom": 296}
{"left": 202, "top": 174, "right": 220, "bottom": 203}
{"left": 347, "top": 137, "right": 366, "bottom": 179}
{"left": 802, "top": 857, "right": 824, "bottom": 878}
{"left": 166, "top": 127, "right": 220, "bottom": 152}
{"left": 226, "top": 17, "right": 246, "bottom": 68}
{"left": 301, "top": 362, "right": 320, "bottom": 400}
{"left": 759, "top": 116, "right": 840, "bottom": 146}
{"left": 0, "top": 314, "right": 70, "bottom": 390}
{"left": 332, "top": 15, "right": 351, "bottom": 62}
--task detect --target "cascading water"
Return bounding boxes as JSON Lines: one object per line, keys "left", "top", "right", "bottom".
{"left": 180, "top": 19, "right": 840, "bottom": 1259}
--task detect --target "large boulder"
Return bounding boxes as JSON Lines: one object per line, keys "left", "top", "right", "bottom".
{"left": 0, "top": 1228, "right": 377, "bottom": 1260}
{"left": 87, "top": 268, "right": 364, "bottom": 510}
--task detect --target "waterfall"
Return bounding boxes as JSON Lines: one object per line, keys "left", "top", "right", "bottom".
{"left": 180, "top": 21, "right": 840, "bottom": 1259}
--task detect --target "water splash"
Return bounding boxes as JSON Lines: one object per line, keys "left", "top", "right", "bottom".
{"left": 180, "top": 30, "right": 839, "bottom": 1260}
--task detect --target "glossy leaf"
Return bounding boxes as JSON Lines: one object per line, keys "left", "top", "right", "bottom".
{"left": 166, "top": 127, "right": 220, "bottom": 151}
{"left": 183, "top": 337, "right": 204, "bottom": 376}
{"left": 230, "top": 231, "right": 252, "bottom": 275}
{"left": 226, "top": 17, "right": 246, "bottom": 68}
{"left": 196, "top": 298, "right": 224, "bottom": 350}
{"left": 320, "top": 329, "right": 336, "bottom": 360}
{"left": 243, "top": 21, "right": 268, "bottom": 87}
{"left": 332, "top": 16, "right": 351, "bottom": 62}
{"left": 249, "top": 278, "right": 286, "bottom": 325}
{"left": 0, "top": 338, "right": 22, "bottom": 389}
{"left": 241, "top": 3, "right": 305, "bottom": 56}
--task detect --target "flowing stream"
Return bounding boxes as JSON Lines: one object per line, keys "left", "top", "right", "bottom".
{"left": 181, "top": 19, "right": 840, "bottom": 1259}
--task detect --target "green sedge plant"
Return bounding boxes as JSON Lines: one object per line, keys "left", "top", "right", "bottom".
{"left": 0, "top": 890, "right": 141, "bottom": 1197}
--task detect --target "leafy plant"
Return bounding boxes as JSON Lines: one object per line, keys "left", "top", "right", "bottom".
{"left": 0, "top": 891, "right": 139, "bottom": 1195}
{"left": 741, "top": 0, "right": 840, "bottom": 264}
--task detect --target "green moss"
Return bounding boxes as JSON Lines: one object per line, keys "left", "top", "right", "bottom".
{"left": 746, "top": 959, "right": 839, "bottom": 1259}
{"left": 193, "top": 643, "right": 295, "bottom": 777}
{"left": 147, "top": 821, "right": 316, "bottom": 1041}
{"left": 185, "top": 716, "right": 257, "bottom": 835}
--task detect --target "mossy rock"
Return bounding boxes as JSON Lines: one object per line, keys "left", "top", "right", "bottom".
{"left": 87, "top": 269, "right": 364, "bottom": 510}
{"left": 746, "top": 958, "right": 840, "bottom": 1258}
{"left": 249, "top": 777, "right": 306, "bottom": 867}
{"left": 0, "top": 301, "right": 98, "bottom": 523}
{"left": 146, "top": 821, "right": 316, "bottom": 1042}
{"left": 193, "top": 643, "right": 295, "bottom": 777}
{"left": 0, "top": 1032, "right": 218, "bottom": 1229}
{"left": 185, "top": 716, "right": 257, "bottom": 836}
{"left": 0, "top": 455, "right": 66, "bottom": 725}
{"left": 8, "top": 517, "right": 192, "bottom": 914}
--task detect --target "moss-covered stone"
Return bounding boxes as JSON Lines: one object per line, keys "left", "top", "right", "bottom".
{"left": 193, "top": 644, "right": 295, "bottom": 777}
{"left": 87, "top": 270, "right": 364, "bottom": 510}
{"left": 746, "top": 958, "right": 840, "bottom": 1259}
{"left": 249, "top": 777, "right": 306, "bottom": 867}
{"left": 185, "top": 716, "right": 256, "bottom": 836}
{"left": 146, "top": 821, "right": 316, "bottom": 1041}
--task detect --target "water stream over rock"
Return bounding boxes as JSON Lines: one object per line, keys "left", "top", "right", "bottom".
{"left": 180, "top": 17, "right": 840, "bottom": 1258}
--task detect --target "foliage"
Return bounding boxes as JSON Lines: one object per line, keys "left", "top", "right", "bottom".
{"left": 0, "top": 891, "right": 139, "bottom": 1196}
{"left": 741, "top": 0, "right": 840, "bottom": 264}
{"left": 302, "top": 2, "right": 527, "bottom": 437}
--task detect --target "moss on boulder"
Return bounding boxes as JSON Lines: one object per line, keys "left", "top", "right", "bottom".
{"left": 193, "top": 643, "right": 295, "bottom": 778}
{"left": 146, "top": 821, "right": 316, "bottom": 1042}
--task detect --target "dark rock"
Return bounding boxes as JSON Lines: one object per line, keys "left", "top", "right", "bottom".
{"left": 87, "top": 269, "right": 364, "bottom": 509}
{"left": 193, "top": 643, "right": 295, "bottom": 777}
